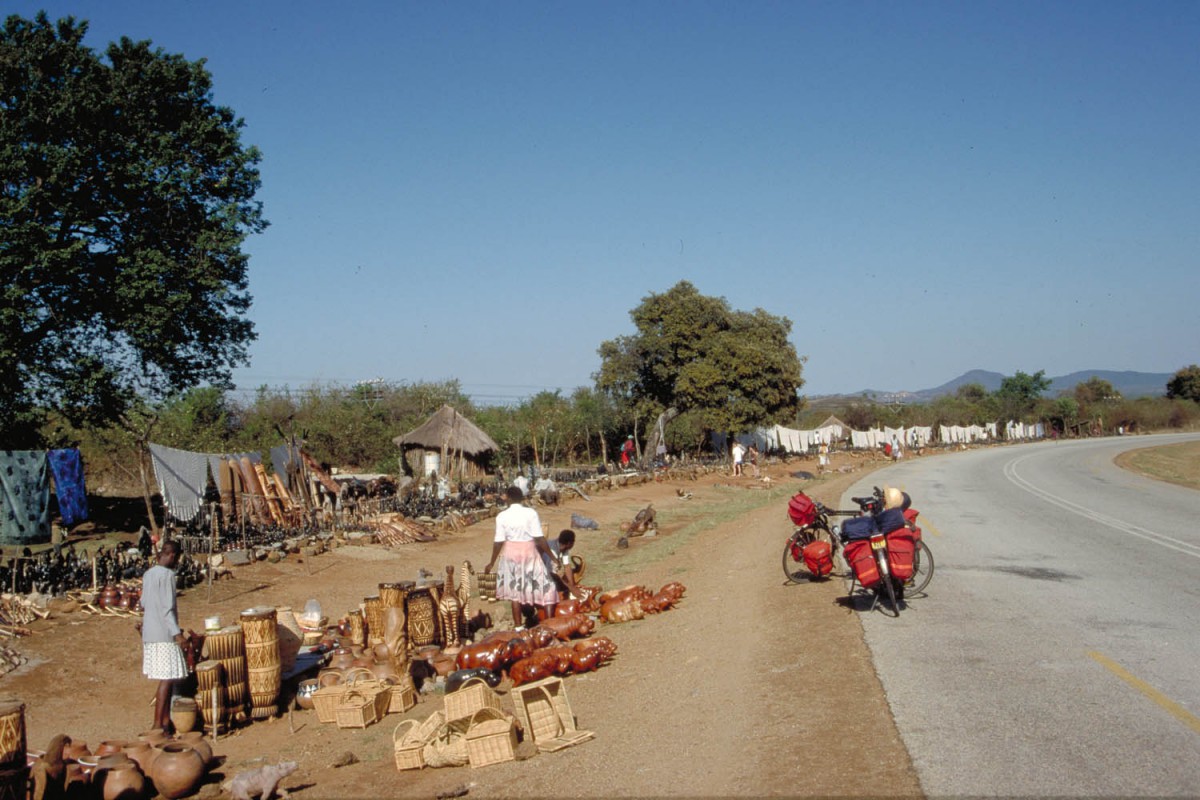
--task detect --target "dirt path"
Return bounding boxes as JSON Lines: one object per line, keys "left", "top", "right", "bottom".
{"left": 5, "top": 456, "right": 922, "bottom": 798}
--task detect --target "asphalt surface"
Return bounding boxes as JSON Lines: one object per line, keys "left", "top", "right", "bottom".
{"left": 843, "top": 433, "right": 1200, "bottom": 797}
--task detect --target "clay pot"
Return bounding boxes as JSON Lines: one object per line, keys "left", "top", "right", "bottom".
{"left": 369, "top": 660, "right": 398, "bottom": 682}
{"left": 122, "top": 742, "right": 159, "bottom": 776}
{"left": 98, "top": 586, "right": 119, "bottom": 609}
{"left": 170, "top": 698, "right": 199, "bottom": 734}
{"left": 150, "top": 743, "right": 205, "bottom": 800}
{"left": 96, "top": 760, "right": 147, "bottom": 800}
{"left": 175, "top": 733, "right": 213, "bottom": 768}
{"left": 137, "top": 730, "right": 170, "bottom": 748}
{"left": 295, "top": 679, "right": 319, "bottom": 710}
{"left": 64, "top": 762, "right": 90, "bottom": 799}
{"left": 316, "top": 669, "right": 342, "bottom": 689}
{"left": 65, "top": 740, "right": 92, "bottom": 761}
{"left": 372, "top": 642, "right": 390, "bottom": 662}
{"left": 95, "top": 741, "right": 128, "bottom": 758}
{"left": 328, "top": 649, "right": 355, "bottom": 671}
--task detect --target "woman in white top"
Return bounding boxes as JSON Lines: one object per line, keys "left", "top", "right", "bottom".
{"left": 485, "top": 486, "right": 559, "bottom": 627}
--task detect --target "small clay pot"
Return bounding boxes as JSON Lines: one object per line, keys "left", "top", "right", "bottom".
{"left": 137, "top": 730, "right": 170, "bottom": 748}
{"left": 96, "top": 760, "right": 147, "bottom": 800}
{"left": 64, "top": 740, "right": 92, "bottom": 761}
{"left": 122, "top": 742, "right": 159, "bottom": 776}
{"left": 175, "top": 733, "right": 213, "bottom": 768}
{"left": 94, "top": 741, "right": 128, "bottom": 758}
{"left": 328, "top": 649, "right": 355, "bottom": 671}
{"left": 150, "top": 743, "right": 205, "bottom": 800}
{"left": 170, "top": 698, "right": 199, "bottom": 734}
{"left": 316, "top": 669, "right": 342, "bottom": 689}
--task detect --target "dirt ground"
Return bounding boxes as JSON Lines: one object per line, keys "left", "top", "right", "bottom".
{"left": 5, "top": 451, "right": 923, "bottom": 798}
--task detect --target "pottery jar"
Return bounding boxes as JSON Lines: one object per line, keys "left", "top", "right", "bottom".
{"left": 121, "top": 742, "right": 159, "bottom": 776}
{"left": 94, "top": 741, "right": 128, "bottom": 758}
{"left": 175, "top": 733, "right": 213, "bottom": 768}
{"left": 136, "top": 730, "right": 170, "bottom": 748}
{"left": 150, "top": 743, "right": 205, "bottom": 800}
{"left": 97, "top": 760, "right": 147, "bottom": 800}
{"left": 64, "top": 740, "right": 92, "bottom": 761}
{"left": 328, "top": 649, "right": 355, "bottom": 671}
{"left": 169, "top": 698, "right": 199, "bottom": 734}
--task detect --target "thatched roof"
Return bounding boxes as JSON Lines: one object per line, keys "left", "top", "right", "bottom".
{"left": 392, "top": 405, "right": 499, "bottom": 454}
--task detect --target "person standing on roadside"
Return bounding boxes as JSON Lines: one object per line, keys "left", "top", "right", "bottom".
{"left": 731, "top": 440, "right": 746, "bottom": 476}
{"left": 486, "top": 486, "right": 558, "bottom": 628}
{"left": 620, "top": 435, "right": 635, "bottom": 468}
{"left": 139, "top": 540, "right": 189, "bottom": 732}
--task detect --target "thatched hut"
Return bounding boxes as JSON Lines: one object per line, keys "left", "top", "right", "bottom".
{"left": 393, "top": 405, "right": 499, "bottom": 479}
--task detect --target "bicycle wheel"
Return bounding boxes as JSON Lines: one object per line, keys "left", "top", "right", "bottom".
{"left": 781, "top": 532, "right": 807, "bottom": 583}
{"left": 875, "top": 550, "right": 900, "bottom": 615}
{"left": 905, "top": 539, "right": 934, "bottom": 595}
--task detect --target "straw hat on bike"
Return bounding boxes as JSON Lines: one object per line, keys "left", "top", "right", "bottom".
{"left": 883, "top": 486, "right": 906, "bottom": 510}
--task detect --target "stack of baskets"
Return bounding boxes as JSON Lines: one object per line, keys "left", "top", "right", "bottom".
{"left": 0, "top": 697, "right": 27, "bottom": 800}
{"left": 311, "top": 668, "right": 390, "bottom": 728}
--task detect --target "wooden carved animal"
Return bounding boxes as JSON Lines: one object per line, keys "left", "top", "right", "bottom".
{"left": 536, "top": 613, "right": 595, "bottom": 640}
{"left": 538, "top": 646, "right": 576, "bottom": 674}
{"left": 600, "top": 599, "right": 645, "bottom": 624}
{"left": 224, "top": 760, "right": 299, "bottom": 800}
{"left": 597, "top": 585, "right": 650, "bottom": 605}
{"left": 30, "top": 734, "right": 69, "bottom": 800}
{"left": 573, "top": 636, "right": 618, "bottom": 659}
{"left": 554, "top": 598, "right": 582, "bottom": 617}
{"left": 659, "top": 581, "right": 687, "bottom": 600}
{"left": 570, "top": 648, "right": 604, "bottom": 673}
{"left": 508, "top": 656, "right": 555, "bottom": 686}
{"left": 455, "top": 639, "right": 510, "bottom": 672}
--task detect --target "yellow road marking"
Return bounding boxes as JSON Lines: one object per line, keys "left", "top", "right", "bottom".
{"left": 918, "top": 514, "right": 942, "bottom": 537}
{"left": 1089, "top": 651, "right": 1200, "bottom": 735}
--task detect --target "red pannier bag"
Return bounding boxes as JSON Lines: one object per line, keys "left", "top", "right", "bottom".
{"left": 903, "top": 508, "right": 923, "bottom": 542}
{"left": 787, "top": 493, "right": 816, "bottom": 526}
{"left": 843, "top": 540, "right": 880, "bottom": 588}
{"left": 801, "top": 540, "right": 833, "bottom": 578}
{"left": 886, "top": 528, "right": 916, "bottom": 581}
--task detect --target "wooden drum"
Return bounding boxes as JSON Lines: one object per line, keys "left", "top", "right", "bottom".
{"left": 204, "top": 626, "right": 249, "bottom": 714}
{"left": 363, "top": 595, "right": 384, "bottom": 646}
{"left": 379, "top": 581, "right": 411, "bottom": 608}
{"left": 0, "top": 767, "right": 28, "bottom": 800}
{"left": 0, "top": 698, "right": 25, "bottom": 771}
{"left": 195, "top": 661, "right": 228, "bottom": 729}
{"left": 240, "top": 607, "right": 281, "bottom": 720}
{"left": 406, "top": 587, "right": 438, "bottom": 648}
{"left": 346, "top": 609, "right": 365, "bottom": 647}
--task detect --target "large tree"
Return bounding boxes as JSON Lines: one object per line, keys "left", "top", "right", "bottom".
{"left": 1166, "top": 365, "right": 1200, "bottom": 403}
{"left": 0, "top": 13, "right": 266, "bottom": 446}
{"left": 595, "top": 281, "right": 804, "bottom": 435}
{"left": 994, "top": 369, "right": 1051, "bottom": 423}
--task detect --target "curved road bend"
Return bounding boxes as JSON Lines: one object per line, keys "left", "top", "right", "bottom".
{"left": 844, "top": 433, "right": 1200, "bottom": 797}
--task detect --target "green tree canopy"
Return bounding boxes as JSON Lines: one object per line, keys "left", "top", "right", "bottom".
{"left": 995, "top": 370, "right": 1051, "bottom": 422}
{"left": 0, "top": 13, "right": 266, "bottom": 445}
{"left": 595, "top": 281, "right": 804, "bottom": 434}
{"left": 1073, "top": 376, "right": 1121, "bottom": 406}
{"left": 1166, "top": 365, "right": 1200, "bottom": 403}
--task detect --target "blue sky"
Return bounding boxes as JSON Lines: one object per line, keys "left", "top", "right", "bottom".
{"left": 12, "top": 1, "right": 1200, "bottom": 400}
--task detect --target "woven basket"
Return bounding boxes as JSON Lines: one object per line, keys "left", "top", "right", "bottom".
{"left": 444, "top": 677, "right": 503, "bottom": 724}
{"left": 393, "top": 719, "right": 426, "bottom": 771}
{"left": 477, "top": 572, "right": 497, "bottom": 602}
{"left": 384, "top": 680, "right": 418, "bottom": 715}
{"left": 311, "top": 684, "right": 348, "bottom": 724}
{"left": 422, "top": 717, "right": 470, "bottom": 769}
{"left": 464, "top": 707, "right": 518, "bottom": 768}
{"left": 511, "top": 678, "right": 568, "bottom": 742}
{"left": 335, "top": 689, "right": 379, "bottom": 729}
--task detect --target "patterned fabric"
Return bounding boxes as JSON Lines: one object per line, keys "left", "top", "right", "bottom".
{"left": 0, "top": 450, "right": 51, "bottom": 544}
{"left": 148, "top": 443, "right": 210, "bottom": 522}
{"left": 48, "top": 448, "right": 89, "bottom": 526}
{"left": 495, "top": 540, "right": 559, "bottom": 606}
{"left": 143, "top": 641, "right": 188, "bottom": 680}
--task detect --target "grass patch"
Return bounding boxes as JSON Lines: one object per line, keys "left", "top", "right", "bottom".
{"left": 584, "top": 484, "right": 793, "bottom": 587}
{"left": 1115, "top": 441, "right": 1200, "bottom": 491}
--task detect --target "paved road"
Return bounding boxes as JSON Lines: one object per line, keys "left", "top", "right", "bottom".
{"left": 844, "top": 434, "right": 1200, "bottom": 797}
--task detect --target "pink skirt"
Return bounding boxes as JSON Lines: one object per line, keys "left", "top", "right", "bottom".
{"left": 495, "top": 540, "right": 559, "bottom": 606}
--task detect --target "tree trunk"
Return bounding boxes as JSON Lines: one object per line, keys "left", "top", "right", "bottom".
{"left": 138, "top": 446, "right": 161, "bottom": 539}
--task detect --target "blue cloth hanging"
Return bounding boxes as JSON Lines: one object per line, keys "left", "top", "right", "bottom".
{"left": 48, "top": 448, "right": 89, "bottom": 526}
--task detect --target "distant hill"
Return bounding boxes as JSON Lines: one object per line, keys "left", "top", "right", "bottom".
{"left": 815, "top": 369, "right": 1172, "bottom": 403}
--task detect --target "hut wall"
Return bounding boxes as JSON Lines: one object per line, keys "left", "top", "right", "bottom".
{"left": 401, "top": 448, "right": 490, "bottom": 480}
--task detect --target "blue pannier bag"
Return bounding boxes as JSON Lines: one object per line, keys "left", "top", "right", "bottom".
{"left": 841, "top": 516, "right": 879, "bottom": 541}
{"left": 874, "top": 508, "right": 907, "bottom": 534}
